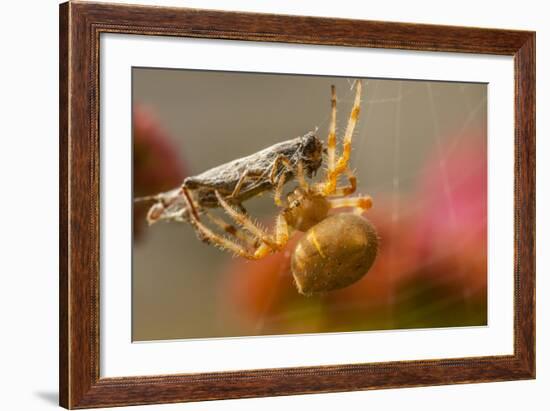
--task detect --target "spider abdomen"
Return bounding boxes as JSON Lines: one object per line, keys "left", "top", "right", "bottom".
{"left": 291, "top": 213, "right": 378, "bottom": 295}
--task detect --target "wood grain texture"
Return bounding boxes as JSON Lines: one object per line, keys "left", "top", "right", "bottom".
{"left": 514, "top": 34, "right": 536, "bottom": 375}
{"left": 59, "top": 1, "right": 536, "bottom": 408}
{"left": 59, "top": 2, "right": 69, "bottom": 407}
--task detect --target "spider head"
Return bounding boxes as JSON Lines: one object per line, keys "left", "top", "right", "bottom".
{"left": 283, "top": 187, "right": 330, "bottom": 232}
{"left": 300, "top": 132, "right": 324, "bottom": 177}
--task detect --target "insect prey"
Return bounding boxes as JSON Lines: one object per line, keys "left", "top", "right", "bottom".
{"left": 136, "top": 130, "right": 324, "bottom": 225}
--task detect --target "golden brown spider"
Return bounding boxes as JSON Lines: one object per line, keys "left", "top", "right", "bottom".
{"left": 182, "top": 80, "right": 378, "bottom": 295}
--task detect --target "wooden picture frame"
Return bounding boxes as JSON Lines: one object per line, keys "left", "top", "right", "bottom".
{"left": 59, "top": 1, "right": 535, "bottom": 408}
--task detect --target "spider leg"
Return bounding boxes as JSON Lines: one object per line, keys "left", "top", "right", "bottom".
{"left": 328, "top": 169, "right": 357, "bottom": 197}
{"left": 203, "top": 209, "right": 259, "bottom": 248}
{"left": 270, "top": 154, "right": 290, "bottom": 206}
{"left": 215, "top": 190, "right": 280, "bottom": 249}
{"left": 295, "top": 161, "right": 309, "bottom": 191}
{"left": 194, "top": 218, "right": 263, "bottom": 259}
{"left": 267, "top": 154, "right": 294, "bottom": 184}
{"left": 315, "top": 84, "right": 339, "bottom": 195}
{"left": 275, "top": 213, "right": 290, "bottom": 245}
{"left": 336, "top": 80, "right": 362, "bottom": 173}
{"left": 269, "top": 154, "right": 289, "bottom": 184}
{"left": 329, "top": 194, "right": 372, "bottom": 215}
{"left": 327, "top": 84, "right": 338, "bottom": 172}
{"left": 274, "top": 171, "right": 287, "bottom": 207}
{"left": 179, "top": 187, "right": 262, "bottom": 258}
{"left": 269, "top": 155, "right": 309, "bottom": 206}
{"left": 276, "top": 163, "right": 310, "bottom": 207}
{"left": 251, "top": 215, "right": 291, "bottom": 259}
{"left": 318, "top": 80, "right": 362, "bottom": 196}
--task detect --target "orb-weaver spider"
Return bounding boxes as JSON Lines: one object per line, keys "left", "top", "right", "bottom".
{"left": 183, "top": 80, "right": 378, "bottom": 294}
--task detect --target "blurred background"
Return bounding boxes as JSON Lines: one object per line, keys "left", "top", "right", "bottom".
{"left": 132, "top": 69, "right": 487, "bottom": 341}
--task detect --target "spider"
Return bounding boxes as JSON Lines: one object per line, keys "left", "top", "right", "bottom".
{"left": 182, "top": 80, "right": 378, "bottom": 295}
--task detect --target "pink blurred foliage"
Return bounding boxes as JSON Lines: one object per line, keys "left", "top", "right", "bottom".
{"left": 133, "top": 105, "right": 187, "bottom": 239}
{"left": 412, "top": 129, "right": 487, "bottom": 291}
{"left": 219, "top": 128, "right": 488, "bottom": 334}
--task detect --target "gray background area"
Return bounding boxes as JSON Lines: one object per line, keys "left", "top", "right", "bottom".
{"left": 132, "top": 68, "right": 486, "bottom": 341}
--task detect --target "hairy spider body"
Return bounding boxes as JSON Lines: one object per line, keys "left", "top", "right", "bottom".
{"left": 182, "top": 79, "right": 379, "bottom": 294}
{"left": 292, "top": 213, "right": 378, "bottom": 295}
{"left": 283, "top": 188, "right": 331, "bottom": 232}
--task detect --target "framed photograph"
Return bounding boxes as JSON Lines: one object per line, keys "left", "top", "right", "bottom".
{"left": 59, "top": 1, "right": 535, "bottom": 408}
